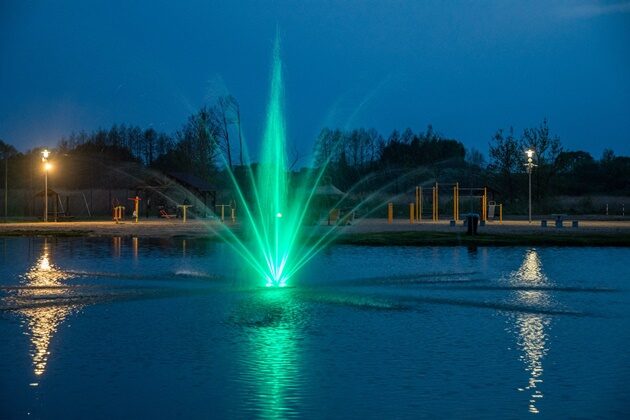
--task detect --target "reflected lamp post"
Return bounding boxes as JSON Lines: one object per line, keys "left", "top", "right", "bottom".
{"left": 524, "top": 149, "right": 536, "bottom": 224}
{"left": 41, "top": 149, "right": 51, "bottom": 222}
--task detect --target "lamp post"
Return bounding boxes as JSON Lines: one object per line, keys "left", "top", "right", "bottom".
{"left": 524, "top": 149, "right": 536, "bottom": 224}
{"left": 41, "top": 149, "right": 50, "bottom": 222}
{"left": 4, "top": 151, "right": 7, "bottom": 223}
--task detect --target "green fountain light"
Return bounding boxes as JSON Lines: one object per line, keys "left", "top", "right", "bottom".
{"left": 213, "top": 33, "right": 359, "bottom": 288}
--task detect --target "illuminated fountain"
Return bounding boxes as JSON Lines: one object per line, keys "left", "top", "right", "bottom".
{"left": 212, "top": 36, "right": 345, "bottom": 287}
{"left": 209, "top": 35, "right": 424, "bottom": 288}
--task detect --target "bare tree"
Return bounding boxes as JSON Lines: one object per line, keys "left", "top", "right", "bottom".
{"left": 489, "top": 127, "right": 519, "bottom": 202}
{"left": 520, "top": 118, "right": 562, "bottom": 199}
{"left": 214, "top": 95, "right": 239, "bottom": 170}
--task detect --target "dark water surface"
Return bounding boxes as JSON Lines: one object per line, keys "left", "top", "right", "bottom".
{"left": 1, "top": 236, "right": 628, "bottom": 418}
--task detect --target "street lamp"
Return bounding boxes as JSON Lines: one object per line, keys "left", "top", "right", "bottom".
{"left": 524, "top": 149, "right": 536, "bottom": 223}
{"left": 41, "top": 149, "right": 51, "bottom": 222}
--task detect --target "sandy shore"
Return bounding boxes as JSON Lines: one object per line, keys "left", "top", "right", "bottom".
{"left": 1, "top": 218, "right": 629, "bottom": 244}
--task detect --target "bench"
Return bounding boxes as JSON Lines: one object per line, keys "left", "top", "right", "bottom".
{"left": 160, "top": 209, "right": 176, "bottom": 219}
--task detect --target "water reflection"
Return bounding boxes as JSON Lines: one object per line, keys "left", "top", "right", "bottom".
{"left": 16, "top": 239, "right": 79, "bottom": 381}
{"left": 112, "top": 236, "right": 122, "bottom": 258}
{"left": 235, "top": 289, "right": 305, "bottom": 418}
{"left": 509, "top": 249, "right": 551, "bottom": 414}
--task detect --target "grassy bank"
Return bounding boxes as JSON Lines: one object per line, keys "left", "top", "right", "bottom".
{"left": 335, "top": 231, "right": 630, "bottom": 247}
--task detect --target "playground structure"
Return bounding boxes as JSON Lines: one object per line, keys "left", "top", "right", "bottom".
{"left": 177, "top": 204, "right": 193, "bottom": 223}
{"left": 113, "top": 205, "right": 125, "bottom": 223}
{"left": 215, "top": 203, "right": 236, "bottom": 224}
{"left": 388, "top": 182, "right": 503, "bottom": 224}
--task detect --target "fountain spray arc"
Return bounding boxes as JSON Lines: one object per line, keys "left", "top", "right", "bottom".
{"left": 216, "top": 35, "right": 427, "bottom": 288}
{"left": 220, "top": 35, "right": 326, "bottom": 288}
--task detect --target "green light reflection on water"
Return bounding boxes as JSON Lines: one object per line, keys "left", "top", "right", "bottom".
{"left": 237, "top": 288, "right": 304, "bottom": 419}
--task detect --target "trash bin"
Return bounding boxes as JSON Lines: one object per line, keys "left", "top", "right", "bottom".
{"left": 466, "top": 213, "right": 480, "bottom": 235}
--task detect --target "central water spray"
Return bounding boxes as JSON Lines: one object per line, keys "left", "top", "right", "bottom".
{"left": 258, "top": 36, "right": 290, "bottom": 286}
{"left": 214, "top": 34, "right": 403, "bottom": 287}
{"left": 217, "top": 35, "right": 320, "bottom": 288}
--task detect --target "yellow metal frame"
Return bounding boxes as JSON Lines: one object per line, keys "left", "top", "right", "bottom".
{"left": 452, "top": 182, "right": 460, "bottom": 221}
{"left": 128, "top": 195, "right": 141, "bottom": 223}
{"left": 113, "top": 205, "right": 125, "bottom": 224}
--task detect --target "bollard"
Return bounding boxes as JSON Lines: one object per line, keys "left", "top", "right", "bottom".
{"left": 415, "top": 186, "right": 420, "bottom": 222}
{"left": 387, "top": 203, "right": 393, "bottom": 224}
{"left": 409, "top": 203, "right": 414, "bottom": 224}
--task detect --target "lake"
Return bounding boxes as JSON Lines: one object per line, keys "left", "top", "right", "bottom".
{"left": 1, "top": 236, "right": 628, "bottom": 418}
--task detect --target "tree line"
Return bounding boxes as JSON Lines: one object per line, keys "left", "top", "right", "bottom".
{"left": 1, "top": 99, "right": 628, "bottom": 213}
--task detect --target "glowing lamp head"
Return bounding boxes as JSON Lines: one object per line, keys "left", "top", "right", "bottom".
{"left": 275, "top": 212, "right": 283, "bottom": 218}
{"left": 526, "top": 149, "right": 534, "bottom": 159}
{"left": 44, "top": 162, "right": 52, "bottom": 171}
{"left": 41, "top": 149, "right": 50, "bottom": 160}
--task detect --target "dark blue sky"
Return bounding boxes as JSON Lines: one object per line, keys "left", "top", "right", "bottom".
{"left": 1, "top": 0, "right": 629, "bottom": 161}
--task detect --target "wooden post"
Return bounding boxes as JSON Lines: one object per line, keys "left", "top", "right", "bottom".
{"left": 410, "top": 203, "right": 414, "bottom": 224}
{"left": 435, "top": 183, "right": 439, "bottom": 221}
{"left": 128, "top": 196, "right": 141, "bottom": 223}
{"left": 415, "top": 186, "right": 420, "bottom": 221}
{"left": 455, "top": 182, "right": 459, "bottom": 221}
{"left": 387, "top": 202, "right": 393, "bottom": 224}
{"left": 432, "top": 187, "right": 435, "bottom": 221}
{"left": 499, "top": 203, "right": 503, "bottom": 224}
{"left": 483, "top": 187, "right": 488, "bottom": 222}
{"left": 419, "top": 186, "right": 423, "bottom": 222}
{"left": 453, "top": 185, "right": 457, "bottom": 222}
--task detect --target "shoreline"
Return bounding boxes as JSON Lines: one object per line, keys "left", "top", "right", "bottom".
{"left": 1, "top": 218, "right": 629, "bottom": 246}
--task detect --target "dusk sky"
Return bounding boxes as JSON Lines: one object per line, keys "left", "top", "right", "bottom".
{"left": 1, "top": 0, "right": 629, "bottom": 162}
